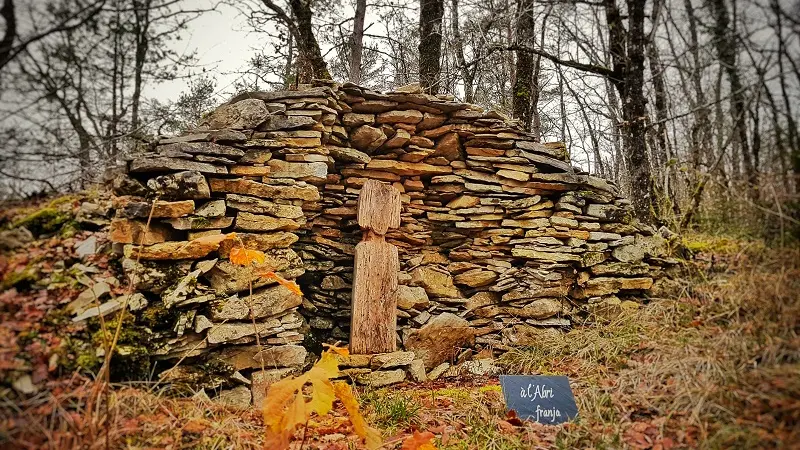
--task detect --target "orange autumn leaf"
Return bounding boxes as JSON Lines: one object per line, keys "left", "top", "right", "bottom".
{"left": 177, "top": 232, "right": 236, "bottom": 251}
{"left": 262, "top": 348, "right": 343, "bottom": 447}
{"left": 182, "top": 419, "right": 209, "bottom": 434}
{"left": 401, "top": 431, "right": 437, "bottom": 450}
{"left": 322, "top": 343, "right": 350, "bottom": 357}
{"left": 258, "top": 270, "right": 303, "bottom": 296}
{"left": 229, "top": 247, "right": 266, "bottom": 266}
{"left": 306, "top": 350, "right": 340, "bottom": 380}
{"left": 333, "top": 382, "right": 382, "bottom": 450}
{"left": 308, "top": 378, "right": 336, "bottom": 416}
{"left": 283, "top": 392, "right": 308, "bottom": 432}
{"left": 263, "top": 376, "right": 306, "bottom": 434}
{"left": 263, "top": 430, "right": 292, "bottom": 450}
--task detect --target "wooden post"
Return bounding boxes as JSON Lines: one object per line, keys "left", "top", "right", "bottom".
{"left": 349, "top": 180, "right": 401, "bottom": 354}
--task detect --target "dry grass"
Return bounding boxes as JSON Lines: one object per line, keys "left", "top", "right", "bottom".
{"left": 2, "top": 232, "right": 798, "bottom": 449}
{"left": 500, "top": 232, "right": 800, "bottom": 448}
{"left": 2, "top": 379, "right": 267, "bottom": 449}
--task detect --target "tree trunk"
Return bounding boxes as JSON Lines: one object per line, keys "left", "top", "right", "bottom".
{"left": 130, "top": 0, "right": 151, "bottom": 133}
{"left": 709, "top": 0, "right": 755, "bottom": 193}
{"left": 647, "top": 37, "right": 668, "bottom": 171}
{"left": 512, "top": 0, "right": 535, "bottom": 131}
{"left": 418, "top": 0, "right": 444, "bottom": 94}
{"left": 450, "top": 0, "right": 473, "bottom": 102}
{"left": 0, "top": 0, "right": 16, "bottom": 71}
{"left": 348, "top": 0, "right": 367, "bottom": 83}
{"left": 283, "top": 24, "right": 294, "bottom": 89}
{"left": 612, "top": 0, "right": 654, "bottom": 221}
{"left": 288, "top": 0, "right": 330, "bottom": 83}
{"left": 771, "top": 0, "right": 800, "bottom": 193}
{"left": 530, "top": 7, "right": 551, "bottom": 140}
{"left": 684, "top": 0, "right": 712, "bottom": 173}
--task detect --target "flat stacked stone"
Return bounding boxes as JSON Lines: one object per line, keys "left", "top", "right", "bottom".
{"left": 109, "top": 81, "right": 671, "bottom": 399}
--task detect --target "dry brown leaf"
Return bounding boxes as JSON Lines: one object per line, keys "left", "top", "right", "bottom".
{"left": 401, "top": 431, "right": 437, "bottom": 450}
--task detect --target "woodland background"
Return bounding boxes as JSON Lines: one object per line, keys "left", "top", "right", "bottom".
{"left": 0, "top": 0, "right": 798, "bottom": 238}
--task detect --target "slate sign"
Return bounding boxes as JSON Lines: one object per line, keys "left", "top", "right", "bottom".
{"left": 500, "top": 375, "right": 578, "bottom": 424}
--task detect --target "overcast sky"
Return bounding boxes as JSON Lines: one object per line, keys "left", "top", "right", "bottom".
{"left": 144, "top": 2, "right": 264, "bottom": 104}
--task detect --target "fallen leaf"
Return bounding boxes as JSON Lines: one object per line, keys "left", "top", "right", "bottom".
{"left": 322, "top": 343, "right": 350, "bottom": 357}
{"left": 182, "top": 419, "right": 208, "bottom": 434}
{"left": 401, "top": 431, "right": 437, "bottom": 450}
{"left": 230, "top": 247, "right": 266, "bottom": 266}
{"left": 334, "top": 382, "right": 382, "bottom": 449}
{"left": 258, "top": 270, "right": 303, "bottom": 296}
{"left": 505, "top": 409, "right": 524, "bottom": 427}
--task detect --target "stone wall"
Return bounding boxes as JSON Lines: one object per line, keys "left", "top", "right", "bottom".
{"left": 107, "top": 81, "right": 671, "bottom": 396}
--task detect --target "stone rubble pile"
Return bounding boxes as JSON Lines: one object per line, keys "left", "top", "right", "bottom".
{"left": 107, "top": 81, "right": 671, "bottom": 398}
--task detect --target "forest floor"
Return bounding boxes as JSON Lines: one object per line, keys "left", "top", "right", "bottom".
{"left": 0, "top": 196, "right": 798, "bottom": 449}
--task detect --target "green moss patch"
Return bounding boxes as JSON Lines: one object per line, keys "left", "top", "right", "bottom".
{"left": 12, "top": 207, "right": 72, "bottom": 236}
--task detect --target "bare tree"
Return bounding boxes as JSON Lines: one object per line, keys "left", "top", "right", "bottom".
{"left": 349, "top": 0, "right": 367, "bottom": 83}
{"left": 260, "top": 0, "right": 331, "bottom": 83}
{"left": 0, "top": 0, "right": 106, "bottom": 74}
{"left": 419, "top": 0, "right": 444, "bottom": 93}
{"left": 511, "top": 0, "right": 535, "bottom": 132}
{"left": 709, "top": 0, "right": 756, "bottom": 193}
{"left": 1, "top": 0, "right": 205, "bottom": 190}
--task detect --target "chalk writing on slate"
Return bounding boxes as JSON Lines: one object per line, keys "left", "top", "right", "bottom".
{"left": 500, "top": 375, "right": 578, "bottom": 424}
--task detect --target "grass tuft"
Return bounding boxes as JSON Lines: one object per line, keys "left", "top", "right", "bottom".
{"left": 360, "top": 390, "right": 422, "bottom": 430}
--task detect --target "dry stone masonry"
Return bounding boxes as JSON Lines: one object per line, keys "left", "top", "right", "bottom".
{"left": 107, "top": 81, "right": 671, "bottom": 400}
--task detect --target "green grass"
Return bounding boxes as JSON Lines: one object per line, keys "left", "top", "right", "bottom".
{"left": 361, "top": 391, "right": 421, "bottom": 430}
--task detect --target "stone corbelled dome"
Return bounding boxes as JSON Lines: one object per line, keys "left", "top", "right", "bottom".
{"left": 108, "top": 81, "right": 672, "bottom": 403}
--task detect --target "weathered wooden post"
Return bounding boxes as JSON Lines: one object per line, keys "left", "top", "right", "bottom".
{"left": 349, "top": 179, "right": 401, "bottom": 354}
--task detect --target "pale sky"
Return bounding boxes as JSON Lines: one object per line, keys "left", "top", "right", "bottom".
{"left": 145, "top": 1, "right": 265, "bottom": 103}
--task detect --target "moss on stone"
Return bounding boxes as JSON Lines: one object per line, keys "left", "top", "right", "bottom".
{"left": 58, "top": 221, "right": 81, "bottom": 238}
{"left": 12, "top": 207, "right": 72, "bottom": 236}
{"left": 190, "top": 217, "right": 212, "bottom": 229}
{"left": 43, "top": 307, "right": 72, "bottom": 328}
{"left": 76, "top": 351, "right": 101, "bottom": 373}
{"left": 108, "top": 345, "right": 151, "bottom": 381}
{"left": 90, "top": 314, "right": 151, "bottom": 348}
{"left": 1, "top": 261, "right": 39, "bottom": 290}
{"left": 47, "top": 195, "right": 78, "bottom": 208}
{"left": 59, "top": 336, "right": 99, "bottom": 375}
{"left": 139, "top": 303, "right": 180, "bottom": 330}
{"left": 88, "top": 315, "right": 154, "bottom": 380}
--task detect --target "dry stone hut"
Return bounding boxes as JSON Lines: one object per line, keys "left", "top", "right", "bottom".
{"left": 106, "top": 81, "right": 672, "bottom": 403}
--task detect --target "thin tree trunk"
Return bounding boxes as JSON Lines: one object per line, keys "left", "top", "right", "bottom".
{"left": 288, "top": 0, "right": 330, "bottom": 83}
{"left": 131, "top": 0, "right": 150, "bottom": 132}
{"left": 565, "top": 77, "right": 604, "bottom": 176}
{"left": 614, "top": 0, "right": 654, "bottom": 221}
{"left": 512, "top": 0, "right": 535, "bottom": 131}
{"left": 709, "top": 0, "right": 755, "bottom": 193}
{"left": 348, "top": 0, "right": 366, "bottom": 83}
{"left": 750, "top": 94, "right": 761, "bottom": 175}
{"left": 418, "top": 0, "right": 444, "bottom": 94}
{"left": 646, "top": 30, "right": 668, "bottom": 172}
{"left": 683, "top": 0, "right": 712, "bottom": 173}
{"left": 0, "top": 0, "right": 16, "bottom": 70}
{"left": 450, "top": 0, "right": 473, "bottom": 102}
{"left": 761, "top": 78, "right": 789, "bottom": 191}
{"left": 283, "top": 24, "right": 294, "bottom": 89}
{"left": 530, "top": 7, "right": 552, "bottom": 140}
